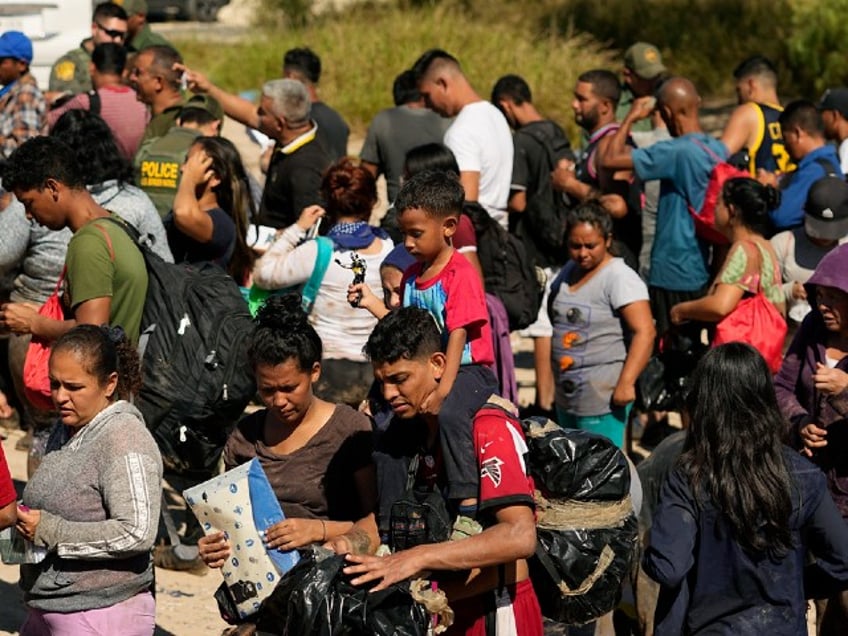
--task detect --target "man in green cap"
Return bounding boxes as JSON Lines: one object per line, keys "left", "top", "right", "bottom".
{"left": 135, "top": 94, "right": 223, "bottom": 217}
{"left": 617, "top": 42, "right": 668, "bottom": 133}
{"left": 47, "top": 2, "right": 128, "bottom": 106}
{"left": 121, "top": 0, "right": 173, "bottom": 52}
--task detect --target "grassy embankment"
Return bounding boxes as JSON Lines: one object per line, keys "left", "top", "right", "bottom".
{"left": 172, "top": 1, "right": 614, "bottom": 143}
{"left": 177, "top": 0, "right": 848, "bottom": 142}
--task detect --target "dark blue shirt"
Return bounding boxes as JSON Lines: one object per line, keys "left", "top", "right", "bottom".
{"left": 644, "top": 449, "right": 848, "bottom": 635}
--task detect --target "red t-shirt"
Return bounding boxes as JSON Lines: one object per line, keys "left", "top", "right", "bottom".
{"left": 402, "top": 250, "right": 494, "bottom": 365}
{"left": 453, "top": 214, "right": 478, "bottom": 251}
{"left": 473, "top": 406, "right": 535, "bottom": 514}
{"left": 0, "top": 444, "right": 16, "bottom": 508}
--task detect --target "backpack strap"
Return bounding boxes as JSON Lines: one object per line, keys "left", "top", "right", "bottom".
{"left": 814, "top": 156, "right": 840, "bottom": 178}
{"left": 520, "top": 126, "right": 559, "bottom": 169}
{"left": 300, "top": 236, "right": 333, "bottom": 312}
{"left": 404, "top": 454, "right": 421, "bottom": 492}
{"left": 91, "top": 219, "right": 117, "bottom": 262}
{"left": 87, "top": 89, "right": 101, "bottom": 115}
{"left": 690, "top": 135, "right": 726, "bottom": 164}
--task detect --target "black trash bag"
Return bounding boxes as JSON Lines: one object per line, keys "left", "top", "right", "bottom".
{"left": 255, "top": 548, "right": 430, "bottom": 636}
{"left": 523, "top": 417, "right": 630, "bottom": 501}
{"left": 637, "top": 331, "right": 708, "bottom": 412}
{"left": 520, "top": 418, "right": 640, "bottom": 625}
{"left": 530, "top": 518, "right": 640, "bottom": 625}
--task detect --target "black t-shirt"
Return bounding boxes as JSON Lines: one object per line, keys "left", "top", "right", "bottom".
{"left": 312, "top": 101, "right": 350, "bottom": 160}
{"left": 165, "top": 206, "right": 236, "bottom": 269}
{"left": 512, "top": 120, "right": 574, "bottom": 268}
{"left": 258, "top": 135, "right": 333, "bottom": 229}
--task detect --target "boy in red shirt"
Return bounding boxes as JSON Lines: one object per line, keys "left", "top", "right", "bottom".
{"left": 353, "top": 171, "right": 498, "bottom": 517}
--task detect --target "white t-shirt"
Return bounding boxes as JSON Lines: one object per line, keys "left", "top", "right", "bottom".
{"left": 839, "top": 138, "right": 848, "bottom": 175}
{"left": 253, "top": 224, "right": 393, "bottom": 360}
{"left": 444, "top": 100, "right": 513, "bottom": 229}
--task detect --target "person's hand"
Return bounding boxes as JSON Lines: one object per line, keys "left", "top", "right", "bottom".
{"left": 197, "top": 531, "right": 230, "bottom": 568}
{"left": 669, "top": 303, "right": 687, "bottom": 325}
{"left": 347, "top": 282, "right": 379, "bottom": 312}
{"left": 611, "top": 383, "right": 636, "bottom": 408}
{"left": 0, "top": 302, "right": 40, "bottom": 335}
{"left": 627, "top": 96, "right": 656, "bottom": 123}
{"left": 0, "top": 390, "right": 13, "bottom": 419}
{"left": 324, "top": 535, "right": 353, "bottom": 555}
{"left": 419, "top": 387, "right": 447, "bottom": 416}
{"left": 551, "top": 158, "right": 577, "bottom": 191}
{"left": 813, "top": 363, "right": 848, "bottom": 395}
{"left": 756, "top": 168, "right": 779, "bottom": 188}
{"left": 263, "top": 518, "right": 322, "bottom": 551}
{"left": 791, "top": 281, "right": 807, "bottom": 301}
{"left": 343, "top": 549, "right": 426, "bottom": 592}
{"left": 15, "top": 506, "right": 40, "bottom": 542}
{"left": 172, "top": 62, "right": 211, "bottom": 94}
{"left": 180, "top": 148, "right": 214, "bottom": 189}
{"left": 296, "top": 205, "right": 325, "bottom": 232}
{"left": 799, "top": 422, "right": 828, "bottom": 457}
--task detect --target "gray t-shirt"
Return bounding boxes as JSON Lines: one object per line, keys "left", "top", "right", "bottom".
{"left": 360, "top": 105, "right": 450, "bottom": 202}
{"left": 550, "top": 258, "right": 649, "bottom": 416}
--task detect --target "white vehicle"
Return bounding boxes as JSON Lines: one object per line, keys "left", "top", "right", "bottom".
{"left": 0, "top": 1, "right": 92, "bottom": 88}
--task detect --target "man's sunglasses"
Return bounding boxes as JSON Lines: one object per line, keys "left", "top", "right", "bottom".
{"left": 96, "top": 22, "right": 126, "bottom": 40}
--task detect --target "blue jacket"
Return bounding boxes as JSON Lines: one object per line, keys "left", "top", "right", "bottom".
{"left": 770, "top": 145, "right": 842, "bottom": 231}
{"left": 644, "top": 449, "right": 848, "bottom": 635}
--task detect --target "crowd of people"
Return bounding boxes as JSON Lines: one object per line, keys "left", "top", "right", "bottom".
{"left": 3, "top": 2, "right": 848, "bottom": 635}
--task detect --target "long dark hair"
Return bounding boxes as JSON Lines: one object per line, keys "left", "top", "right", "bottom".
{"left": 50, "top": 109, "right": 133, "bottom": 186}
{"left": 191, "top": 136, "right": 255, "bottom": 284}
{"left": 680, "top": 343, "right": 792, "bottom": 558}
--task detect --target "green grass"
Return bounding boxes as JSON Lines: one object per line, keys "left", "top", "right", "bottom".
{"left": 172, "top": 1, "right": 614, "bottom": 143}
{"left": 174, "top": 0, "right": 848, "bottom": 143}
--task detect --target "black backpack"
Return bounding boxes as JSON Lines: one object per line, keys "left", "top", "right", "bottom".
{"left": 104, "top": 218, "right": 256, "bottom": 477}
{"left": 516, "top": 125, "right": 575, "bottom": 258}
{"left": 463, "top": 202, "right": 544, "bottom": 331}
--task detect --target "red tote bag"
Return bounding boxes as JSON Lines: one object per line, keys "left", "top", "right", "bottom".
{"left": 23, "top": 274, "right": 65, "bottom": 411}
{"left": 712, "top": 243, "right": 787, "bottom": 373}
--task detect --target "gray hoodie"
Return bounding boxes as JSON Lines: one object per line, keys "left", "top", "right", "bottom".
{"left": 21, "top": 401, "right": 163, "bottom": 612}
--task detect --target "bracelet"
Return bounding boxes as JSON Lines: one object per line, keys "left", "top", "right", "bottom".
{"left": 320, "top": 519, "right": 326, "bottom": 542}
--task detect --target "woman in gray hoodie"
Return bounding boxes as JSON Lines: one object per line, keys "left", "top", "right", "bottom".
{"left": 14, "top": 324, "right": 163, "bottom": 635}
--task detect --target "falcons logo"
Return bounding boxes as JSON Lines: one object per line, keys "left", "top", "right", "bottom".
{"left": 481, "top": 457, "right": 504, "bottom": 488}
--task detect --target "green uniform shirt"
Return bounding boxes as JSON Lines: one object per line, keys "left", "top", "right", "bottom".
{"left": 138, "top": 102, "right": 183, "bottom": 148}
{"left": 134, "top": 125, "right": 200, "bottom": 218}
{"left": 616, "top": 87, "right": 653, "bottom": 133}
{"left": 65, "top": 216, "right": 148, "bottom": 345}
{"left": 129, "top": 24, "right": 173, "bottom": 52}
{"left": 48, "top": 40, "right": 93, "bottom": 95}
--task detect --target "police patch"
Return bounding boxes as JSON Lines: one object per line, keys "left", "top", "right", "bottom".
{"left": 54, "top": 60, "right": 76, "bottom": 82}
